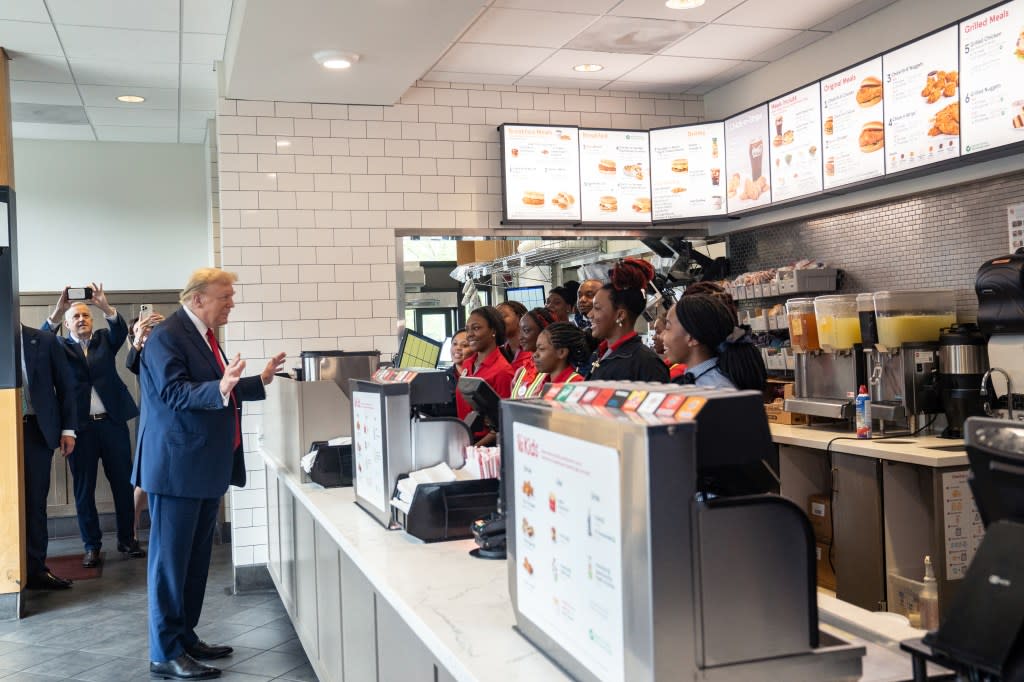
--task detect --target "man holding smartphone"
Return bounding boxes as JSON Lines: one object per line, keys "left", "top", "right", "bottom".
{"left": 44, "top": 282, "right": 143, "bottom": 567}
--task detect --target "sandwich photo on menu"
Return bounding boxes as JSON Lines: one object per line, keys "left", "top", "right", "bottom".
{"left": 522, "top": 191, "right": 545, "bottom": 206}
{"left": 598, "top": 159, "right": 616, "bottom": 174}
{"left": 599, "top": 196, "right": 618, "bottom": 212}
{"left": 856, "top": 77, "right": 883, "bottom": 107}
{"left": 859, "top": 122, "right": 884, "bottom": 152}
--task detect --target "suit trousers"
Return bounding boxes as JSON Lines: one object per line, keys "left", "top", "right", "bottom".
{"left": 147, "top": 493, "right": 219, "bottom": 662}
{"left": 23, "top": 417, "right": 55, "bottom": 576}
{"left": 68, "top": 418, "right": 135, "bottom": 550}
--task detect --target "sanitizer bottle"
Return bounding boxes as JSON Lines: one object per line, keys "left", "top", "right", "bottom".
{"left": 855, "top": 385, "right": 872, "bottom": 439}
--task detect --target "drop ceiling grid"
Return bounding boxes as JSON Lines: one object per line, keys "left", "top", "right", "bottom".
{"left": 4, "top": 0, "right": 228, "bottom": 143}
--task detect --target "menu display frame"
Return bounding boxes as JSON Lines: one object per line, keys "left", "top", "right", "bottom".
{"left": 724, "top": 104, "right": 773, "bottom": 215}
{"left": 577, "top": 128, "right": 653, "bottom": 225}
{"left": 767, "top": 82, "right": 825, "bottom": 203}
{"left": 819, "top": 56, "right": 887, "bottom": 191}
{"left": 649, "top": 122, "right": 728, "bottom": 223}
{"left": 499, "top": 123, "right": 583, "bottom": 225}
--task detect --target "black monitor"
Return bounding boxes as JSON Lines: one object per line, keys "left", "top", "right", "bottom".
{"left": 964, "top": 417, "right": 1024, "bottom": 527}
{"left": 457, "top": 377, "right": 501, "bottom": 432}
{"left": 395, "top": 329, "right": 443, "bottom": 369}
{"left": 505, "top": 285, "right": 545, "bottom": 311}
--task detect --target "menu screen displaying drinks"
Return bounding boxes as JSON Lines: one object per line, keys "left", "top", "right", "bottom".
{"left": 578, "top": 129, "right": 652, "bottom": 223}
{"left": 820, "top": 57, "right": 886, "bottom": 189}
{"left": 649, "top": 123, "right": 726, "bottom": 220}
{"left": 724, "top": 105, "right": 772, "bottom": 212}
{"left": 960, "top": 0, "right": 1024, "bottom": 154}
{"left": 768, "top": 84, "right": 824, "bottom": 201}
{"left": 883, "top": 26, "right": 961, "bottom": 174}
{"left": 501, "top": 125, "right": 581, "bottom": 222}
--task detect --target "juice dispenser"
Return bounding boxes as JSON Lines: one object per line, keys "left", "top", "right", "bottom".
{"left": 786, "top": 298, "right": 820, "bottom": 353}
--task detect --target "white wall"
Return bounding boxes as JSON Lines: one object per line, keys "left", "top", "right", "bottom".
{"left": 13, "top": 139, "right": 210, "bottom": 292}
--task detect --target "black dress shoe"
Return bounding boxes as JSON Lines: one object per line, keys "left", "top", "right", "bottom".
{"left": 118, "top": 539, "right": 146, "bottom": 559}
{"left": 150, "top": 654, "right": 220, "bottom": 680}
{"left": 26, "top": 570, "right": 72, "bottom": 590}
{"left": 184, "top": 640, "right": 233, "bottom": 660}
{"left": 82, "top": 549, "right": 100, "bottom": 568}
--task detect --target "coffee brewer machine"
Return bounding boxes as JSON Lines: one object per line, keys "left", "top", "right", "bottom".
{"left": 936, "top": 324, "right": 988, "bottom": 438}
{"left": 975, "top": 253, "right": 1024, "bottom": 422}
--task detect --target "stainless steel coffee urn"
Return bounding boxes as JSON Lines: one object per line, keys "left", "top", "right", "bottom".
{"left": 937, "top": 324, "right": 988, "bottom": 439}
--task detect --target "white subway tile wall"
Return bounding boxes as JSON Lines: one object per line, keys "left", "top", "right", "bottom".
{"left": 221, "top": 81, "right": 704, "bottom": 568}
{"left": 727, "top": 172, "right": 1024, "bottom": 320}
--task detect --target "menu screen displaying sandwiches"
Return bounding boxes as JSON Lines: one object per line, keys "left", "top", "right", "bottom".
{"left": 649, "top": 123, "right": 726, "bottom": 220}
{"left": 820, "top": 57, "right": 886, "bottom": 189}
{"left": 578, "top": 129, "right": 651, "bottom": 222}
{"left": 501, "top": 125, "right": 581, "bottom": 222}
{"left": 883, "top": 26, "right": 961, "bottom": 174}
{"left": 768, "top": 84, "right": 824, "bottom": 201}
{"left": 960, "top": 0, "right": 1024, "bottom": 154}
{"left": 725, "top": 105, "right": 772, "bottom": 212}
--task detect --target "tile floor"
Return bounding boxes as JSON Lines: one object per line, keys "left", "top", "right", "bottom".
{"left": 0, "top": 534, "right": 316, "bottom": 681}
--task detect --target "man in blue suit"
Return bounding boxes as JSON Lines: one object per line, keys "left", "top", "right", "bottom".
{"left": 44, "top": 283, "right": 142, "bottom": 567}
{"left": 21, "top": 325, "right": 78, "bottom": 590}
{"left": 134, "top": 268, "right": 285, "bottom": 680}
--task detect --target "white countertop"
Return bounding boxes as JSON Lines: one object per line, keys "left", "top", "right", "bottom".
{"left": 263, "top": 451, "right": 930, "bottom": 682}
{"left": 770, "top": 424, "right": 968, "bottom": 466}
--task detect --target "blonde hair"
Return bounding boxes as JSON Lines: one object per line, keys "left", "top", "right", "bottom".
{"left": 180, "top": 268, "right": 238, "bottom": 306}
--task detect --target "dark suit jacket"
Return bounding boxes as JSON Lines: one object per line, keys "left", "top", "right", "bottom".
{"left": 132, "top": 307, "right": 265, "bottom": 499}
{"left": 43, "top": 313, "right": 138, "bottom": 425}
{"left": 21, "top": 326, "right": 79, "bottom": 450}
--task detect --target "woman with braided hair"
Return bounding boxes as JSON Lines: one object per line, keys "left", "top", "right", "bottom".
{"left": 662, "top": 293, "right": 767, "bottom": 391}
{"left": 510, "top": 307, "right": 555, "bottom": 399}
{"left": 496, "top": 300, "right": 530, "bottom": 371}
{"left": 587, "top": 258, "right": 670, "bottom": 382}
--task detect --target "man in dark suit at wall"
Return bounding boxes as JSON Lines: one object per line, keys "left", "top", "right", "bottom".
{"left": 43, "top": 283, "right": 142, "bottom": 567}
{"left": 21, "top": 325, "right": 78, "bottom": 590}
{"left": 134, "top": 268, "right": 285, "bottom": 680}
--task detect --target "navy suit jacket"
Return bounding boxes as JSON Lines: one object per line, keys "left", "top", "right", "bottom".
{"left": 132, "top": 307, "right": 265, "bottom": 499}
{"left": 43, "top": 313, "right": 139, "bottom": 425}
{"left": 22, "top": 326, "right": 79, "bottom": 450}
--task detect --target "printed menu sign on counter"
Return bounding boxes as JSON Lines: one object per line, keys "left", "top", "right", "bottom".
{"left": 941, "top": 470, "right": 985, "bottom": 579}
{"left": 501, "top": 124, "right": 581, "bottom": 222}
{"left": 768, "top": 84, "right": 824, "bottom": 201}
{"left": 649, "top": 123, "right": 726, "bottom": 220}
{"left": 578, "top": 129, "right": 651, "bottom": 223}
{"left": 883, "top": 26, "right": 961, "bottom": 173}
{"left": 724, "top": 105, "right": 772, "bottom": 212}
{"left": 821, "top": 57, "right": 886, "bottom": 189}
{"left": 960, "top": 0, "right": 1024, "bottom": 154}
{"left": 352, "top": 391, "right": 387, "bottom": 515}
{"left": 513, "top": 423, "right": 625, "bottom": 682}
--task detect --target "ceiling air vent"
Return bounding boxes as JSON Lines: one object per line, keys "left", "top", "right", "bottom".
{"left": 12, "top": 103, "right": 90, "bottom": 126}
{"left": 565, "top": 16, "right": 696, "bottom": 55}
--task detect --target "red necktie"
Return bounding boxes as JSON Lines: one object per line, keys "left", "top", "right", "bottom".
{"left": 206, "top": 328, "right": 241, "bottom": 451}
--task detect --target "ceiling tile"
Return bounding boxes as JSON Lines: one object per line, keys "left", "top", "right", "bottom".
{"left": 71, "top": 59, "right": 180, "bottom": 89}
{"left": 0, "top": 19, "right": 63, "bottom": 56}
{"left": 691, "top": 59, "right": 766, "bottom": 88}
{"left": 663, "top": 24, "right": 800, "bottom": 60}
{"left": 180, "top": 63, "right": 219, "bottom": 90}
{"left": 717, "top": 0, "right": 867, "bottom": 30}
{"left": 182, "top": 32, "right": 227, "bottom": 65}
{"left": 565, "top": 16, "right": 696, "bottom": 54}
{"left": 462, "top": 8, "right": 597, "bottom": 48}
{"left": 516, "top": 74, "right": 611, "bottom": 89}
{"left": 8, "top": 55, "right": 73, "bottom": 83}
{"left": 683, "top": 82, "right": 719, "bottom": 95}
{"left": 620, "top": 55, "right": 742, "bottom": 84}
{"left": 10, "top": 80, "right": 81, "bottom": 106}
{"left": 752, "top": 30, "right": 828, "bottom": 62}
{"left": 180, "top": 110, "right": 215, "bottom": 129}
{"left": 59, "top": 25, "right": 179, "bottom": 63}
{"left": 493, "top": 0, "right": 618, "bottom": 13}
{"left": 812, "top": 0, "right": 898, "bottom": 31}
{"left": 528, "top": 49, "right": 650, "bottom": 81}
{"left": 79, "top": 84, "right": 178, "bottom": 109}
{"left": 47, "top": 0, "right": 178, "bottom": 31}
{"left": 0, "top": 0, "right": 48, "bottom": 23}
{"left": 435, "top": 44, "right": 554, "bottom": 76}
{"left": 423, "top": 71, "right": 521, "bottom": 85}
{"left": 94, "top": 125, "right": 179, "bottom": 143}
{"left": 12, "top": 101, "right": 88, "bottom": 124}
{"left": 180, "top": 87, "right": 218, "bottom": 111}
{"left": 610, "top": 0, "right": 746, "bottom": 22}
{"left": 606, "top": 80, "right": 692, "bottom": 94}
{"left": 179, "top": 128, "right": 209, "bottom": 144}
{"left": 183, "top": 0, "right": 232, "bottom": 34}
{"left": 13, "top": 121, "right": 95, "bottom": 140}
{"left": 88, "top": 106, "right": 179, "bottom": 127}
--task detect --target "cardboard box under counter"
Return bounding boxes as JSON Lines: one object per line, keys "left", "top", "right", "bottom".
{"left": 816, "top": 541, "right": 837, "bottom": 591}
{"left": 809, "top": 493, "right": 833, "bottom": 543}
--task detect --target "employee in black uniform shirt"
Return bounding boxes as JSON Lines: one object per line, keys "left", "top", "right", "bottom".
{"left": 587, "top": 259, "right": 669, "bottom": 383}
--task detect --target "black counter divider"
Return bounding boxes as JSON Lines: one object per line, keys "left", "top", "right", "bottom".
{"left": 391, "top": 474, "right": 499, "bottom": 543}
{"left": 308, "top": 441, "right": 353, "bottom": 488}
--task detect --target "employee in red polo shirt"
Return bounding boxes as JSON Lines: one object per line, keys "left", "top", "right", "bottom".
{"left": 456, "top": 306, "right": 514, "bottom": 444}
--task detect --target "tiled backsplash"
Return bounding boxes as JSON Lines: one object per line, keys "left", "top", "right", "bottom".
{"left": 728, "top": 171, "right": 1024, "bottom": 320}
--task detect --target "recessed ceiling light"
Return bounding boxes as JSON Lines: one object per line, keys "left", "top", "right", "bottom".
{"left": 665, "top": 0, "right": 705, "bottom": 8}
{"left": 313, "top": 50, "right": 360, "bottom": 70}
{"left": 276, "top": 140, "right": 291, "bottom": 147}
{"left": 573, "top": 63, "right": 604, "bottom": 73}
{"left": 116, "top": 95, "right": 145, "bottom": 103}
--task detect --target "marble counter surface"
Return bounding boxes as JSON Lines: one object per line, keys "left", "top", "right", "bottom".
{"left": 770, "top": 424, "right": 967, "bottom": 467}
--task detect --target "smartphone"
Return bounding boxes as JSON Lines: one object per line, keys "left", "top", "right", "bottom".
{"left": 139, "top": 303, "right": 153, "bottom": 320}
{"left": 66, "top": 287, "right": 93, "bottom": 301}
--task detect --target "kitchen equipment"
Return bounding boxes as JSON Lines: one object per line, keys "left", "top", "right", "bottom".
{"left": 814, "top": 294, "right": 861, "bottom": 351}
{"left": 873, "top": 289, "right": 956, "bottom": 351}
{"left": 975, "top": 253, "right": 1024, "bottom": 422}
{"left": 936, "top": 323, "right": 988, "bottom": 439}
{"left": 857, "top": 293, "right": 879, "bottom": 348}
{"left": 786, "top": 297, "right": 820, "bottom": 352}
{"left": 301, "top": 350, "right": 379, "bottom": 396}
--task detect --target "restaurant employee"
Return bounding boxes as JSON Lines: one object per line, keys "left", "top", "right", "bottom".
{"left": 510, "top": 307, "right": 555, "bottom": 399}
{"left": 587, "top": 259, "right": 669, "bottom": 382}
{"left": 456, "top": 306, "right": 514, "bottom": 443}
{"left": 521, "top": 322, "right": 587, "bottom": 398}
{"left": 496, "top": 300, "right": 530, "bottom": 372}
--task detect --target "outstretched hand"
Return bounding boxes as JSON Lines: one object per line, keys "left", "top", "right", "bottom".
{"left": 261, "top": 352, "right": 287, "bottom": 385}
{"left": 219, "top": 354, "right": 246, "bottom": 397}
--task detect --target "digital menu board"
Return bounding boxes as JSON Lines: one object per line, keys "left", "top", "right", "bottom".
{"left": 578, "top": 129, "right": 651, "bottom": 223}
{"left": 768, "top": 84, "right": 824, "bottom": 201}
{"left": 649, "top": 123, "right": 726, "bottom": 220}
{"left": 501, "top": 125, "right": 581, "bottom": 222}
{"left": 960, "top": 0, "right": 1024, "bottom": 154}
{"left": 725, "top": 105, "right": 772, "bottom": 212}
{"left": 883, "top": 27, "right": 961, "bottom": 174}
{"left": 820, "top": 57, "right": 886, "bottom": 189}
